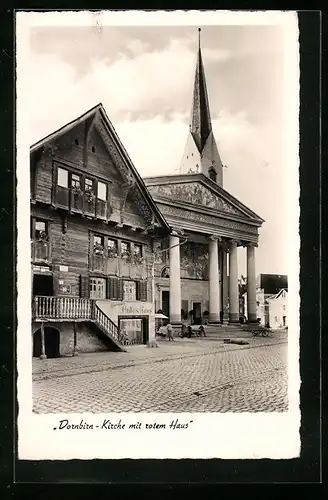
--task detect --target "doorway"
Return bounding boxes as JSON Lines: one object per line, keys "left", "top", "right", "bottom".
{"left": 33, "top": 326, "right": 60, "bottom": 358}
{"left": 33, "top": 274, "right": 53, "bottom": 296}
{"left": 193, "top": 302, "right": 202, "bottom": 325}
{"left": 161, "top": 290, "right": 170, "bottom": 319}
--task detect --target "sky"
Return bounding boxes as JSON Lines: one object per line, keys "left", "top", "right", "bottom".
{"left": 23, "top": 14, "right": 299, "bottom": 277}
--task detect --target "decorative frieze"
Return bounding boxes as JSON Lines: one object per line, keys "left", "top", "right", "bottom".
{"left": 147, "top": 182, "right": 242, "bottom": 216}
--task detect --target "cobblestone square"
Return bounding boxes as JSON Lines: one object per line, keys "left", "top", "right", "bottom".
{"left": 33, "top": 335, "right": 288, "bottom": 413}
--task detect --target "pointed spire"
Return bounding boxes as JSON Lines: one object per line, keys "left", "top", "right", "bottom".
{"left": 190, "top": 28, "right": 212, "bottom": 152}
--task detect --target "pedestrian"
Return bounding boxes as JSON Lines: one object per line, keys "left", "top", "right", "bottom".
{"left": 167, "top": 322, "right": 174, "bottom": 341}
{"left": 199, "top": 325, "right": 206, "bottom": 337}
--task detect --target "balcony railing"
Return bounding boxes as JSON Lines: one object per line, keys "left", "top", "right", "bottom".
{"left": 33, "top": 296, "right": 92, "bottom": 320}
{"left": 32, "top": 296, "right": 123, "bottom": 349}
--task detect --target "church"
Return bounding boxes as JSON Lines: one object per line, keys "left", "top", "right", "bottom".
{"left": 30, "top": 31, "right": 264, "bottom": 358}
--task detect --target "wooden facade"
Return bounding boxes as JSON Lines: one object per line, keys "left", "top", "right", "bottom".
{"left": 31, "top": 104, "right": 169, "bottom": 357}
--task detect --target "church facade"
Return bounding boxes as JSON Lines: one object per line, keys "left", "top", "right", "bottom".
{"left": 30, "top": 34, "right": 264, "bottom": 358}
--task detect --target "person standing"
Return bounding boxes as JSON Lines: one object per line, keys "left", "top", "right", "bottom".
{"left": 167, "top": 322, "right": 174, "bottom": 341}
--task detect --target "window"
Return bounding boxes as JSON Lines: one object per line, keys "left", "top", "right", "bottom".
{"left": 123, "top": 280, "right": 136, "bottom": 301}
{"left": 97, "top": 181, "right": 107, "bottom": 201}
{"left": 134, "top": 244, "right": 142, "bottom": 257}
{"left": 71, "top": 173, "right": 81, "bottom": 189}
{"left": 35, "top": 220, "right": 48, "bottom": 240}
{"left": 85, "top": 178, "right": 93, "bottom": 192}
{"left": 57, "top": 167, "right": 68, "bottom": 188}
{"left": 108, "top": 238, "right": 118, "bottom": 257}
{"left": 208, "top": 167, "right": 217, "bottom": 182}
{"left": 121, "top": 241, "right": 130, "bottom": 258}
{"left": 93, "top": 235, "right": 104, "bottom": 255}
{"left": 90, "top": 278, "right": 106, "bottom": 299}
{"left": 283, "top": 305, "right": 286, "bottom": 311}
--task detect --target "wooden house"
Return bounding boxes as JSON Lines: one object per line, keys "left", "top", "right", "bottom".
{"left": 30, "top": 103, "right": 170, "bottom": 358}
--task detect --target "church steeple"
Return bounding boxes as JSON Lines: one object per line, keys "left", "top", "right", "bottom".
{"left": 180, "top": 28, "right": 224, "bottom": 186}
{"left": 190, "top": 28, "right": 212, "bottom": 152}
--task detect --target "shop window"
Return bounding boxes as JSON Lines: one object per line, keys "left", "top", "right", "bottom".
{"left": 90, "top": 277, "right": 106, "bottom": 299}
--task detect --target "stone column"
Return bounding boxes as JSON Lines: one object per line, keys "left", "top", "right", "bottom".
{"left": 169, "top": 232, "right": 181, "bottom": 324}
{"left": 247, "top": 243, "right": 257, "bottom": 323}
{"left": 208, "top": 236, "right": 220, "bottom": 323}
{"left": 221, "top": 249, "right": 229, "bottom": 324}
{"left": 229, "top": 240, "right": 239, "bottom": 323}
{"left": 40, "top": 322, "right": 47, "bottom": 359}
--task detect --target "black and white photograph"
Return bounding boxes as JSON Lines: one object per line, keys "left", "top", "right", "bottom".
{"left": 16, "top": 10, "right": 300, "bottom": 460}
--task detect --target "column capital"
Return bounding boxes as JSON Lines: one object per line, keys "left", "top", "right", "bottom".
{"left": 209, "top": 234, "right": 223, "bottom": 242}
{"left": 228, "top": 238, "right": 241, "bottom": 248}
{"left": 171, "top": 228, "right": 184, "bottom": 237}
{"left": 246, "top": 241, "right": 258, "bottom": 248}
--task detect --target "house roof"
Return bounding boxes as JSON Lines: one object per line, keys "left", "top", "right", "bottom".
{"left": 267, "top": 288, "right": 288, "bottom": 300}
{"left": 30, "top": 103, "right": 170, "bottom": 231}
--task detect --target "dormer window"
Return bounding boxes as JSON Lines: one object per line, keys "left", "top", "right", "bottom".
{"left": 208, "top": 166, "right": 217, "bottom": 182}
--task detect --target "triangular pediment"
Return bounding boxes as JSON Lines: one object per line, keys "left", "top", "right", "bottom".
{"left": 145, "top": 175, "right": 264, "bottom": 223}
{"left": 30, "top": 104, "right": 169, "bottom": 231}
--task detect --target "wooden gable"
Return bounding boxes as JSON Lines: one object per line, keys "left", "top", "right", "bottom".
{"left": 30, "top": 104, "right": 169, "bottom": 233}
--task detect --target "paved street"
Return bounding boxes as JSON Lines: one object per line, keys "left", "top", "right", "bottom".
{"left": 33, "top": 333, "right": 288, "bottom": 413}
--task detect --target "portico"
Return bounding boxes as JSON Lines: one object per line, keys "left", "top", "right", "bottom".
{"left": 153, "top": 211, "right": 261, "bottom": 326}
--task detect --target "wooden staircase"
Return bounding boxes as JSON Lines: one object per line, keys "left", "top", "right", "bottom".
{"left": 33, "top": 296, "right": 126, "bottom": 352}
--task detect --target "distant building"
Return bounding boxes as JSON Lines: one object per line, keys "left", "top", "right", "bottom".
{"left": 267, "top": 288, "right": 288, "bottom": 329}
{"left": 243, "top": 274, "right": 288, "bottom": 327}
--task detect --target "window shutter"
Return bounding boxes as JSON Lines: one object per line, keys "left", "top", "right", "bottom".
{"left": 136, "top": 281, "right": 141, "bottom": 301}
{"left": 139, "top": 280, "right": 148, "bottom": 302}
{"left": 80, "top": 275, "right": 90, "bottom": 298}
{"left": 117, "top": 279, "right": 124, "bottom": 301}
{"left": 107, "top": 277, "right": 116, "bottom": 299}
{"left": 106, "top": 278, "right": 111, "bottom": 299}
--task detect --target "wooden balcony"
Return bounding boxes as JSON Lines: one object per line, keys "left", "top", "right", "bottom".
{"left": 32, "top": 296, "right": 126, "bottom": 352}
{"left": 31, "top": 240, "right": 50, "bottom": 262}
{"left": 33, "top": 296, "right": 93, "bottom": 320}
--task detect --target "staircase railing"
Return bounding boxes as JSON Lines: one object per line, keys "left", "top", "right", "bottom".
{"left": 93, "top": 304, "right": 121, "bottom": 343}
{"left": 33, "top": 296, "right": 121, "bottom": 346}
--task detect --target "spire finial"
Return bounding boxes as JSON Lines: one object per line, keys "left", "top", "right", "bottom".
{"left": 198, "top": 27, "right": 201, "bottom": 49}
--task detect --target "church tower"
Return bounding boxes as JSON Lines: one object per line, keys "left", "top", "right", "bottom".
{"left": 180, "top": 28, "right": 224, "bottom": 187}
